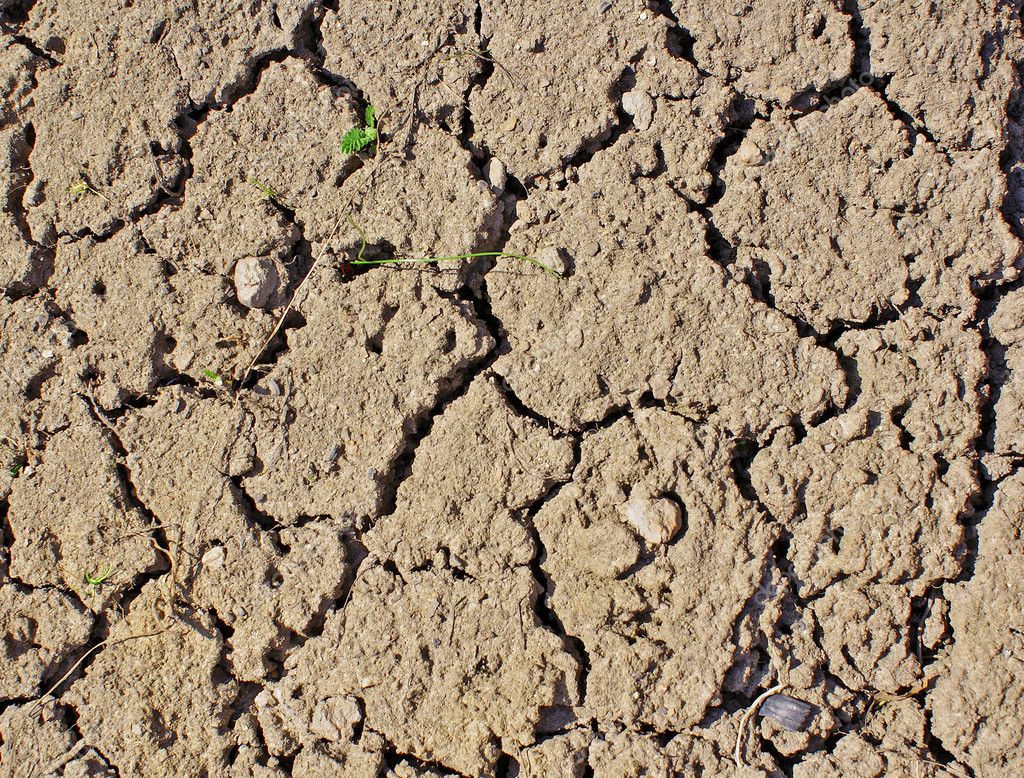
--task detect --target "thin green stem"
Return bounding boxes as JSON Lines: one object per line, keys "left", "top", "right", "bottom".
{"left": 350, "top": 252, "right": 562, "bottom": 278}
{"left": 347, "top": 215, "right": 369, "bottom": 262}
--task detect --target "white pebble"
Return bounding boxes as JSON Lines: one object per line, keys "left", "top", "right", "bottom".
{"left": 622, "top": 489, "right": 683, "bottom": 544}
{"left": 622, "top": 90, "right": 655, "bottom": 131}
{"left": 484, "top": 158, "right": 507, "bottom": 191}
{"left": 202, "top": 545, "right": 226, "bottom": 568}
{"left": 234, "top": 256, "right": 279, "bottom": 309}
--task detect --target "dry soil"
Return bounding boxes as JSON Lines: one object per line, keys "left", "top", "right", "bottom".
{"left": 1, "top": 1, "right": 1023, "bottom": 777}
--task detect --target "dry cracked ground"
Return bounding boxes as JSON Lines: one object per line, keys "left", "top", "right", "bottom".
{"left": 1, "top": 0, "right": 1023, "bottom": 776}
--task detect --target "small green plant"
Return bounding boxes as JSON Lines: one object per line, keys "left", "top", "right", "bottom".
{"left": 70, "top": 178, "right": 111, "bottom": 202}
{"left": 249, "top": 177, "right": 280, "bottom": 202}
{"left": 8, "top": 462, "right": 22, "bottom": 478}
{"left": 84, "top": 563, "right": 114, "bottom": 594}
{"left": 201, "top": 369, "right": 225, "bottom": 387}
{"left": 70, "top": 179, "right": 95, "bottom": 197}
{"left": 341, "top": 105, "right": 378, "bottom": 155}
{"left": 345, "top": 216, "right": 563, "bottom": 278}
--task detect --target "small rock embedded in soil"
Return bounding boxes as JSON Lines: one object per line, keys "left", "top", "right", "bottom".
{"left": 622, "top": 487, "right": 683, "bottom": 544}
{"left": 485, "top": 157, "right": 508, "bottom": 191}
{"left": 234, "top": 256, "right": 279, "bottom": 309}
{"left": 736, "top": 137, "right": 767, "bottom": 166}
{"left": 201, "top": 545, "right": 226, "bottom": 569}
{"left": 536, "top": 246, "right": 568, "bottom": 276}
{"left": 759, "top": 693, "right": 814, "bottom": 731}
{"left": 622, "top": 90, "right": 655, "bottom": 131}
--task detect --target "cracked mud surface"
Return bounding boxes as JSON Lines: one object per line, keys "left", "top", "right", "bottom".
{"left": 1, "top": 0, "right": 1023, "bottom": 775}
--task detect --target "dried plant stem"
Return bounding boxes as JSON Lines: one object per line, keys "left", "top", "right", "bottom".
{"left": 239, "top": 251, "right": 325, "bottom": 388}
{"left": 30, "top": 627, "right": 169, "bottom": 715}
{"left": 734, "top": 682, "right": 786, "bottom": 773}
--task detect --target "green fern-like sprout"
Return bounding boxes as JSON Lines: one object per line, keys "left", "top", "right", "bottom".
{"left": 201, "top": 369, "right": 224, "bottom": 387}
{"left": 84, "top": 563, "right": 114, "bottom": 594}
{"left": 249, "top": 177, "right": 280, "bottom": 202}
{"left": 341, "top": 105, "right": 378, "bottom": 155}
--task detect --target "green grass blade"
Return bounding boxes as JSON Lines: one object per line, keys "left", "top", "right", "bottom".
{"left": 349, "top": 251, "right": 562, "bottom": 278}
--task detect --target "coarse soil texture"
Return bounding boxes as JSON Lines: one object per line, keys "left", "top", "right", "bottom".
{"left": 1, "top": 1, "right": 1023, "bottom": 776}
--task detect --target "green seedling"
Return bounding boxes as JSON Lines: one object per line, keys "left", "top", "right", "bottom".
{"left": 70, "top": 179, "right": 93, "bottom": 197}
{"left": 341, "top": 105, "right": 378, "bottom": 155}
{"left": 70, "top": 178, "right": 110, "bottom": 202}
{"left": 249, "top": 177, "right": 280, "bottom": 202}
{"left": 202, "top": 369, "right": 225, "bottom": 387}
{"left": 84, "top": 563, "right": 114, "bottom": 594}
{"left": 8, "top": 462, "right": 22, "bottom": 478}
{"left": 345, "top": 216, "right": 563, "bottom": 278}
{"left": 352, "top": 251, "right": 563, "bottom": 277}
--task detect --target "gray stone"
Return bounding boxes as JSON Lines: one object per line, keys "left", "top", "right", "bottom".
{"left": 234, "top": 256, "right": 279, "bottom": 309}
{"left": 622, "top": 90, "right": 655, "bottom": 131}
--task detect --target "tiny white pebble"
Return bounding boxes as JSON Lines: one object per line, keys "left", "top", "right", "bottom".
{"left": 639, "top": 12, "right": 647, "bottom": 20}
{"left": 202, "top": 545, "right": 226, "bottom": 569}
{"left": 41, "top": 349, "right": 54, "bottom": 358}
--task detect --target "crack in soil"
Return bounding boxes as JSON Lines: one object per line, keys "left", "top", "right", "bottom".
{"left": 516, "top": 434, "right": 591, "bottom": 712}
{"left": 840, "top": 0, "right": 945, "bottom": 153}
{"left": 0, "top": 3, "right": 1019, "bottom": 774}
{"left": 374, "top": 291, "right": 498, "bottom": 519}
{"left": 654, "top": 0, "right": 708, "bottom": 76}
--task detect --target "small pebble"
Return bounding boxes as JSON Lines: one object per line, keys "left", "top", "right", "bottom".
{"left": 535, "top": 246, "right": 568, "bottom": 276}
{"left": 485, "top": 157, "right": 508, "bottom": 191}
{"left": 622, "top": 488, "right": 683, "bottom": 544}
{"left": 737, "top": 138, "right": 767, "bottom": 166}
{"left": 201, "top": 545, "right": 226, "bottom": 569}
{"left": 760, "top": 694, "right": 814, "bottom": 731}
{"left": 622, "top": 90, "right": 655, "bottom": 131}
{"left": 234, "top": 256, "right": 279, "bottom": 309}
{"left": 254, "top": 689, "right": 274, "bottom": 708}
